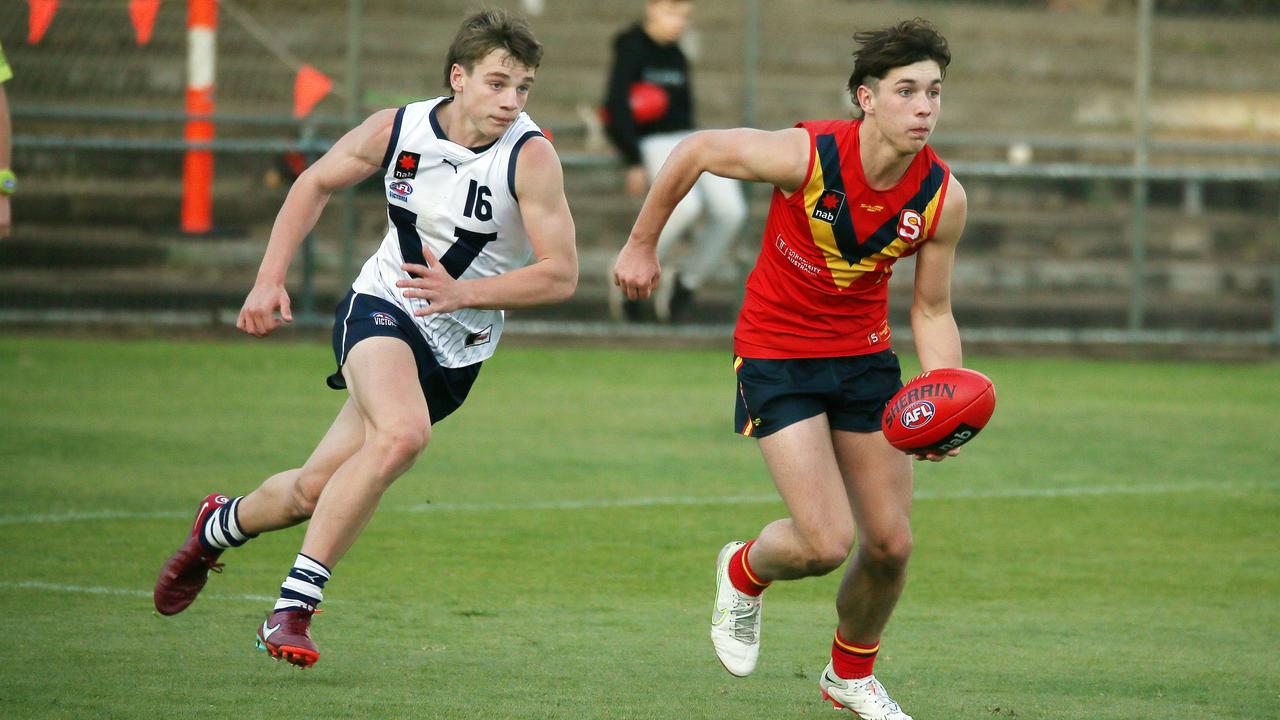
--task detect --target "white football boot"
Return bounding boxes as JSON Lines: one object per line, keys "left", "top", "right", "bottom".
{"left": 819, "top": 662, "right": 913, "bottom": 719}
{"left": 710, "top": 540, "right": 762, "bottom": 676}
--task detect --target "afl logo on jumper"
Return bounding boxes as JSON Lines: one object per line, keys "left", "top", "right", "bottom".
{"left": 811, "top": 189, "right": 846, "bottom": 225}
{"left": 389, "top": 181, "right": 413, "bottom": 201}
{"left": 393, "top": 151, "right": 421, "bottom": 180}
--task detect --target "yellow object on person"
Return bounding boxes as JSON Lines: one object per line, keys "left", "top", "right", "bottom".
{"left": 0, "top": 41, "right": 11, "bottom": 84}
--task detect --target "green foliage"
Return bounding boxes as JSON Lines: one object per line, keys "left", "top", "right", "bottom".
{"left": 0, "top": 337, "right": 1277, "bottom": 719}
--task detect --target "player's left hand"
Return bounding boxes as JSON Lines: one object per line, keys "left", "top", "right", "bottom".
{"left": 397, "top": 244, "right": 470, "bottom": 316}
{"left": 913, "top": 448, "right": 960, "bottom": 463}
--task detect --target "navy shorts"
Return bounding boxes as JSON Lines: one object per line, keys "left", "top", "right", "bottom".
{"left": 733, "top": 350, "right": 903, "bottom": 437}
{"left": 327, "top": 290, "right": 481, "bottom": 424}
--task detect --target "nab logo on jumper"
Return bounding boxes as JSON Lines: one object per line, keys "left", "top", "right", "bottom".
{"left": 811, "top": 189, "right": 846, "bottom": 225}
{"left": 393, "top": 151, "right": 421, "bottom": 180}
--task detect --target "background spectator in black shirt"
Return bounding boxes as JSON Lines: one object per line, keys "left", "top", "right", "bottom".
{"left": 603, "top": 0, "right": 746, "bottom": 323}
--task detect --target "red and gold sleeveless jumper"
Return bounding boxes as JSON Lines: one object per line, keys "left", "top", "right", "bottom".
{"left": 734, "top": 119, "right": 951, "bottom": 359}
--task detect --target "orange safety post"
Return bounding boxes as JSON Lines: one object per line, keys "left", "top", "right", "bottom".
{"left": 181, "top": 0, "right": 217, "bottom": 233}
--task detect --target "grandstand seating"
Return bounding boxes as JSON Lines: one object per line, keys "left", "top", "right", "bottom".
{"left": 1, "top": 0, "right": 1276, "bottom": 332}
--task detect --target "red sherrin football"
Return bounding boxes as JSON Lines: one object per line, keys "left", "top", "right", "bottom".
{"left": 881, "top": 368, "right": 996, "bottom": 454}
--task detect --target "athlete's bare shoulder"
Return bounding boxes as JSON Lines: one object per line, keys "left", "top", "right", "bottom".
{"left": 351, "top": 108, "right": 401, "bottom": 165}
{"left": 933, "top": 174, "right": 967, "bottom": 247}
{"left": 512, "top": 134, "right": 563, "bottom": 199}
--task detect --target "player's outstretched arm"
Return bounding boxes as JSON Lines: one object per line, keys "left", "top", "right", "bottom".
{"left": 910, "top": 174, "right": 966, "bottom": 372}
{"left": 238, "top": 109, "right": 396, "bottom": 337}
{"left": 909, "top": 174, "right": 967, "bottom": 463}
{"left": 397, "top": 136, "right": 577, "bottom": 315}
{"left": 614, "top": 127, "right": 809, "bottom": 299}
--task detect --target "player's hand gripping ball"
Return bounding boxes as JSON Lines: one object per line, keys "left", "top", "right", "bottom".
{"left": 881, "top": 368, "right": 995, "bottom": 455}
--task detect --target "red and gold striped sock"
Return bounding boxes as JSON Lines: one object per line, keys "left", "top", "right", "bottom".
{"left": 727, "top": 539, "right": 770, "bottom": 596}
{"left": 832, "top": 629, "right": 879, "bottom": 679}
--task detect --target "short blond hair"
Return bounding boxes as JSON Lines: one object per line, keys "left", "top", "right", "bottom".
{"left": 443, "top": 8, "right": 543, "bottom": 91}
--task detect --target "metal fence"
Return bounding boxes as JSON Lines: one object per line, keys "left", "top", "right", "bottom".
{"left": 2, "top": 0, "right": 1278, "bottom": 346}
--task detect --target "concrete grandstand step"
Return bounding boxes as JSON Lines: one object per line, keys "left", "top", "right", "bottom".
{"left": 17, "top": 176, "right": 287, "bottom": 230}
{"left": 0, "top": 231, "right": 166, "bottom": 270}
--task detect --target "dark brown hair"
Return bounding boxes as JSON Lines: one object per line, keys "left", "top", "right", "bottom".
{"left": 847, "top": 18, "right": 950, "bottom": 100}
{"left": 442, "top": 8, "right": 544, "bottom": 91}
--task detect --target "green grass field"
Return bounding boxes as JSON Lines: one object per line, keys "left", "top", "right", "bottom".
{"left": 1, "top": 335, "right": 1277, "bottom": 719}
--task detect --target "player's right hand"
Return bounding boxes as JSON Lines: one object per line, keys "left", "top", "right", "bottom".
{"left": 613, "top": 242, "right": 661, "bottom": 300}
{"left": 913, "top": 448, "right": 961, "bottom": 462}
{"left": 236, "top": 282, "right": 293, "bottom": 337}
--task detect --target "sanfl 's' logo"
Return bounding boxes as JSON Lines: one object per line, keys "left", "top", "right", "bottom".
{"left": 898, "top": 209, "right": 925, "bottom": 242}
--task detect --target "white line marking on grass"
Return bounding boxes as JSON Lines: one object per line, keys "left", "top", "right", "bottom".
{"left": 913, "top": 481, "right": 1270, "bottom": 501}
{"left": 392, "top": 480, "right": 1268, "bottom": 513}
{"left": 0, "top": 580, "right": 277, "bottom": 604}
{"left": 398, "top": 494, "right": 780, "bottom": 513}
{"left": 0, "top": 480, "right": 1270, "bottom": 527}
{"left": 0, "top": 510, "right": 185, "bottom": 526}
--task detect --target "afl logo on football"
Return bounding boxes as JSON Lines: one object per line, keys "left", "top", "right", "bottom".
{"left": 899, "top": 400, "right": 935, "bottom": 429}
{"left": 389, "top": 181, "right": 413, "bottom": 201}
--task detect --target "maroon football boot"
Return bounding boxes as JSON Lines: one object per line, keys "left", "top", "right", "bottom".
{"left": 153, "top": 493, "right": 229, "bottom": 615}
{"left": 256, "top": 608, "right": 321, "bottom": 668}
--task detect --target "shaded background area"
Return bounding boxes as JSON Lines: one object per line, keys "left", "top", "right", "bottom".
{"left": 1, "top": 0, "right": 1278, "bottom": 348}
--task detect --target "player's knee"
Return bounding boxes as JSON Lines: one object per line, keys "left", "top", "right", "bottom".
{"left": 290, "top": 468, "right": 326, "bottom": 520}
{"left": 290, "top": 482, "right": 320, "bottom": 520}
{"left": 800, "top": 531, "right": 856, "bottom": 576}
{"left": 370, "top": 422, "right": 431, "bottom": 472}
{"left": 862, "top": 530, "right": 913, "bottom": 572}
{"left": 810, "top": 543, "right": 854, "bottom": 576}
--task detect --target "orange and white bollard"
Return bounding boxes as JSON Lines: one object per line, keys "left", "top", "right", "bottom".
{"left": 181, "top": 0, "right": 216, "bottom": 233}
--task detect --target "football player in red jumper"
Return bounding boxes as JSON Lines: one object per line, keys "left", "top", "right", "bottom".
{"left": 613, "top": 19, "right": 965, "bottom": 720}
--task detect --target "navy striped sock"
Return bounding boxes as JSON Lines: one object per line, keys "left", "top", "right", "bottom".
{"left": 199, "top": 496, "right": 257, "bottom": 552}
{"left": 274, "top": 553, "right": 331, "bottom": 612}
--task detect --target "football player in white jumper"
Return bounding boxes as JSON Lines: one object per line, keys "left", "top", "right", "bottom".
{"left": 153, "top": 9, "right": 576, "bottom": 668}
